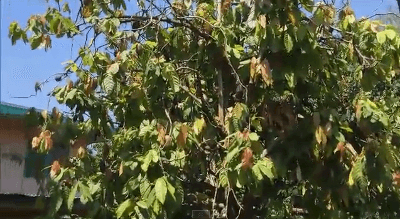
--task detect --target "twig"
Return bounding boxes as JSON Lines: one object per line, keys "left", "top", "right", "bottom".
{"left": 179, "top": 84, "right": 202, "bottom": 104}
{"left": 164, "top": 108, "right": 173, "bottom": 135}
{"left": 361, "top": 12, "right": 400, "bottom": 22}
{"left": 212, "top": 183, "right": 219, "bottom": 219}
{"left": 217, "top": 69, "right": 224, "bottom": 127}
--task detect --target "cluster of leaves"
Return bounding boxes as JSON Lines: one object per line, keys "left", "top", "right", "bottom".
{"left": 10, "top": 0, "right": 400, "bottom": 218}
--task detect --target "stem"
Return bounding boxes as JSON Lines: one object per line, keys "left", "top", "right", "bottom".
{"left": 217, "top": 69, "right": 224, "bottom": 127}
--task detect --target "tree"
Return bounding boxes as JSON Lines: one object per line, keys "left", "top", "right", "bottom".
{"left": 9, "top": 0, "right": 400, "bottom": 218}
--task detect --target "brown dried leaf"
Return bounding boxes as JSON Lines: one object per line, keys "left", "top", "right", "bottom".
{"left": 157, "top": 124, "right": 166, "bottom": 145}
{"left": 370, "top": 23, "right": 379, "bottom": 33}
{"left": 241, "top": 147, "right": 253, "bottom": 170}
{"left": 259, "top": 15, "right": 267, "bottom": 29}
{"left": 177, "top": 124, "right": 188, "bottom": 148}
{"left": 164, "top": 135, "right": 172, "bottom": 147}
{"left": 72, "top": 138, "right": 87, "bottom": 149}
{"left": 335, "top": 141, "right": 345, "bottom": 156}
{"left": 250, "top": 57, "right": 258, "bottom": 83}
{"left": 39, "top": 16, "right": 46, "bottom": 25}
{"left": 31, "top": 137, "right": 41, "bottom": 149}
{"left": 393, "top": 172, "right": 400, "bottom": 186}
{"left": 259, "top": 59, "right": 273, "bottom": 86}
{"left": 45, "top": 136, "right": 53, "bottom": 150}
{"left": 50, "top": 160, "right": 61, "bottom": 178}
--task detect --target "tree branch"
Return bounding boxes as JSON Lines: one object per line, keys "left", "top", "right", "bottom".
{"left": 116, "top": 15, "right": 213, "bottom": 40}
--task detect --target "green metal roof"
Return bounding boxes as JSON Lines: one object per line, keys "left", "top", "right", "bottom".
{"left": 0, "top": 102, "right": 31, "bottom": 115}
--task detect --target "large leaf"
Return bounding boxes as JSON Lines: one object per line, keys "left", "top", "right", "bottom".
{"left": 107, "top": 63, "right": 120, "bottom": 74}
{"left": 155, "top": 177, "right": 168, "bottom": 204}
{"left": 284, "top": 33, "right": 294, "bottom": 52}
{"left": 67, "top": 183, "right": 78, "bottom": 211}
{"left": 102, "top": 74, "right": 115, "bottom": 95}
{"left": 116, "top": 199, "right": 135, "bottom": 218}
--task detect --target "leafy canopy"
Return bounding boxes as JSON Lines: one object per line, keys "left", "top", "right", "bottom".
{"left": 10, "top": 0, "right": 400, "bottom": 218}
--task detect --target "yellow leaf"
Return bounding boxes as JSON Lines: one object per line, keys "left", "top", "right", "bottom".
{"left": 288, "top": 11, "right": 297, "bottom": 25}
{"left": 377, "top": 31, "right": 386, "bottom": 44}
{"left": 355, "top": 102, "right": 362, "bottom": 121}
{"left": 77, "top": 146, "right": 86, "bottom": 158}
{"left": 348, "top": 170, "right": 355, "bottom": 186}
{"left": 41, "top": 110, "right": 48, "bottom": 120}
{"left": 193, "top": 117, "right": 206, "bottom": 135}
{"left": 315, "top": 126, "right": 327, "bottom": 145}
{"left": 347, "top": 14, "right": 355, "bottom": 24}
{"left": 119, "top": 162, "right": 124, "bottom": 176}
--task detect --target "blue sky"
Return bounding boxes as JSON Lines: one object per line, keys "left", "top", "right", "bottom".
{"left": 1, "top": 0, "right": 399, "bottom": 112}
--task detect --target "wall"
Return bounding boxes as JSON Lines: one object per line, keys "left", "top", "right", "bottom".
{"left": 0, "top": 118, "right": 39, "bottom": 195}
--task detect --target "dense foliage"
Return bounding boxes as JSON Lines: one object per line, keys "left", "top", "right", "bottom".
{"left": 10, "top": 0, "right": 400, "bottom": 218}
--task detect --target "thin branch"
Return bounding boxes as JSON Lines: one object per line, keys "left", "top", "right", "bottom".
{"left": 116, "top": 15, "right": 213, "bottom": 40}
{"left": 179, "top": 84, "right": 202, "bottom": 104}
{"left": 217, "top": 68, "right": 224, "bottom": 127}
{"left": 362, "top": 12, "right": 400, "bottom": 22}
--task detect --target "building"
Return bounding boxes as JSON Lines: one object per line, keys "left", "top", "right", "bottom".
{"left": 0, "top": 102, "right": 41, "bottom": 195}
{"left": 0, "top": 102, "right": 47, "bottom": 218}
{"left": 0, "top": 102, "right": 90, "bottom": 218}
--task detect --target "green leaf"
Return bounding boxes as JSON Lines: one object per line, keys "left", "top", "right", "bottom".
{"left": 107, "top": 63, "right": 119, "bottom": 74}
{"left": 226, "top": 145, "right": 241, "bottom": 164}
{"left": 140, "top": 179, "right": 152, "bottom": 197}
{"left": 30, "top": 35, "right": 42, "bottom": 50}
{"left": 385, "top": 29, "right": 396, "bottom": 40}
{"left": 62, "top": 2, "right": 71, "bottom": 13}
{"left": 153, "top": 200, "right": 161, "bottom": 215}
{"left": 102, "top": 74, "right": 115, "bottom": 95}
{"left": 116, "top": 199, "right": 135, "bottom": 218}
{"left": 377, "top": 31, "right": 386, "bottom": 44}
{"left": 249, "top": 133, "right": 259, "bottom": 141}
{"left": 165, "top": 178, "right": 176, "bottom": 197}
{"left": 259, "top": 158, "right": 275, "bottom": 179}
{"left": 78, "top": 182, "right": 92, "bottom": 204}
{"left": 126, "top": 177, "right": 140, "bottom": 191}
{"left": 65, "top": 88, "right": 77, "bottom": 102}
{"left": 155, "top": 177, "right": 168, "bottom": 204}
{"left": 252, "top": 164, "right": 263, "bottom": 181}
{"left": 141, "top": 149, "right": 158, "bottom": 172}
{"left": 136, "top": 200, "right": 148, "bottom": 209}
{"left": 162, "top": 63, "right": 180, "bottom": 93}
{"left": 219, "top": 171, "right": 229, "bottom": 188}
{"left": 297, "top": 25, "right": 307, "bottom": 41}
{"left": 284, "top": 33, "right": 294, "bottom": 52}
{"left": 67, "top": 183, "right": 78, "bottom": 211}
